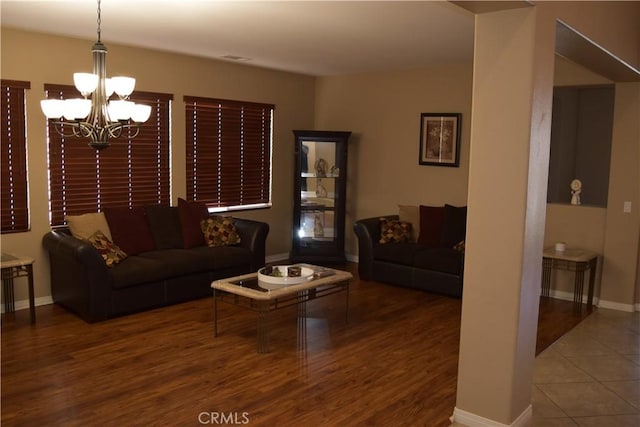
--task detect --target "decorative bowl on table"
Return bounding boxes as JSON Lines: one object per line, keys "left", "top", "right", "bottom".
{"left": 257, "top": 265, "right": 315, "bottom": 289}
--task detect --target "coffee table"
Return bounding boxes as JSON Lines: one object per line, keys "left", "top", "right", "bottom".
{"left": 211, "top": 264, "right": 352, "bottom": 353}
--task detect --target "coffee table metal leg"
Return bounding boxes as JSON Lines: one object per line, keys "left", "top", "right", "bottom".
{"left": 257, "top": 301, "right": 269, "bottom": 353}
{"left": 573, "top": 264, "right": 585, "bottom": 310}
{"left": 27, "top": 265, "right": 35, "bottom": 325}
{"left": 213, "top": 288, "right": 218, "bottom": 337}
{"left": 587, "top": 257, "right": 596, "bottom": 310}
{"left": 345, "top": 282, "right": 350, "bottom": 324}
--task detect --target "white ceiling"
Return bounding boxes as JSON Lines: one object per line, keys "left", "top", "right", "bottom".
{"left": 1, "top": 0, "right": 475, "bottom": 76}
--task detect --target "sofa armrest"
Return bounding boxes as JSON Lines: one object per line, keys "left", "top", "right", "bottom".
{"left": 233, "top": 218, "right": 269, "bottom": 271}
{"left": 353, "top": 215, "right": 397, "bottom": 280}
{"left": 42, "top": 229, "right": 112, "bottom": 322}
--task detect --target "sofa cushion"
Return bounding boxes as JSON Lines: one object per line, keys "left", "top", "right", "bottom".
{"left": 104, "top": 207, "right": 156, "bottom": 255}
{"left": 442, "top": 204, "right": 467, "bottom": 248}
{"left": 144, "top": 205, "right": 183, "bottom": 249}
{"left": 178, "top": 198, "right": 209, "bottom": 248}
{"left": 110, "top": 255, "right": 168, "bottom": 289}
{"left": 413, "top": 247, "right": 463, "bottom": 276}
{"left": 379, "top": 218, "right": 412, "bottom": 244}
{"left": 189, "top": 245, "right": 253, "bottom": 270}
{"left": 85, "top": 230, "right": 128, "bottom": 267}
{"left": 373, "top": 242, "right": 425, "bottom": 267}
{"left": 418, "top": 205, "right": 444, "bottom": 247}
{"left": 138, "top": 249, "right": 216, "bottom": 277}
{"left": 66, "top": 212, "right": 113, "bottom": 241}
{"left": 201, "top": 216, "right": 241, "bottom": 247}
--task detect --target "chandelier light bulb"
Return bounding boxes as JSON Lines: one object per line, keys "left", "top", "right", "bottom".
{"left": 104, "top": 78, "right": 115, "bottom": 97}
{"left": 131, "top": 104, "right": 152, "bottom": 123}
{"left": 111, "top": 76, "right": 136, "bottom": 98}
{"left": 63, "top": 98, "right": 92, "bottom": 120}
{"left": 40, "top": 99, "right": 65, "bottom": 119}
{"left": 108, "top": 100, "right": 134, "bottom": 121}
{"left": 73, "top": 73, "right": 99, "bottom": 96}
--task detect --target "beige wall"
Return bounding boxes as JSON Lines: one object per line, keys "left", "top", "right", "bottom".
{"left": 0, "top": 27, "right": 316, "bottom": 305}
{"left": 314, "top": 64, "right": 473, "bottom": 256}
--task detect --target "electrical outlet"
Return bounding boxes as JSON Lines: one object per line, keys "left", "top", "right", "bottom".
{"left": 623, "top": 201, "right": 632, "bottom": 213}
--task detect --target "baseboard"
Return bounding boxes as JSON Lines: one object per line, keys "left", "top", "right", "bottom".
{"left": 266, "top": 253, "right": 289, "bottom": 263}
{"left": 547, "top": 290, "right": 637, "bottom": 312}
{"left": 452, "top": 405, "right": 532, "bottom": 427}
{"left": 547, "top": 289, "right": 599, "bottom": 305}
{"left": 597, "top": 298, "right": 636, "bottom": 313}
{"left": 0, "top": 296, "right": 53, "bottom": 314}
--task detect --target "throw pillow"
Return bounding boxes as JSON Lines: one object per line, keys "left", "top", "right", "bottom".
{"left": 442, "top": 204, "right": 468, "bottom": 248}
{"left": 85, "top": 230, "right": 128, "bottom": 267}
{"left": 398, "top": 204, "right": 420, "bottom": 242}
{"left": 418, "top": 205, "right": 445, "bottom": 247}
{"left": 144, "top": 205, "right": 183, "bottom": 249}
{"left": 177, "top": 198, "right": 209, "bottom": 248}
{"left": 65, "top": 212, "right": 113, "bottom": 241}
{"left": 103, "top": 206, "right": 156, "bottom": 255}
{"left": 379, "top": 217, "right": 412, "bottom": 244}
{"left": 201, "top": 216, "right": 241, "bottom": 247}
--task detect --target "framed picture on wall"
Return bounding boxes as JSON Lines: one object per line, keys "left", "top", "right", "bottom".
{"left": 419, "top": 113, "right": 461, "bottom": 167}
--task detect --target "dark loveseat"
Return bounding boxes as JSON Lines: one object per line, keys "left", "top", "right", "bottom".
{"left": 353, "top": 208, "right": 465, "bottom": 298}
{"left": 42, "top": 203, "right": 269, "bottom": 323}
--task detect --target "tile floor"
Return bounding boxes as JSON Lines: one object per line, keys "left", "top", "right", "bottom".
{"left": 532, "top": 307, "right": 640, "bottom": 426}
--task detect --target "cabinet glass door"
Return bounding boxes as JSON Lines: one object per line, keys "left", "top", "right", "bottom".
{"left": 299, "top": 141, "right": 338, "bottom": 242}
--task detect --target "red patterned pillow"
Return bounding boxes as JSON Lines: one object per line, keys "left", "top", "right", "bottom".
{"left": 201, "top": 216, "right": 241, "bottom": 247}
{"left": 379, "top": 218, "right": 412, "bottom": 244}
{"left": 85, "top": 230, "right": 128, "bottom": 267}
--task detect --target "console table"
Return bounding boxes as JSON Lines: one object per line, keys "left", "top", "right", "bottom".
{"left": 542, "top": 247, "right": 598, "bottom": 311}
{"left": 1, "top": 253, "right": 36, "bottom": 324}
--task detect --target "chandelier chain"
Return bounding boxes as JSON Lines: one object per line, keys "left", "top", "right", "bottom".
{"left": 96, "top": 0, "right": 102, "bottom": 42}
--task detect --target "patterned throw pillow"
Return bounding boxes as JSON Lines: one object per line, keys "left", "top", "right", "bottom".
{"left": 379, "top": 218, "right": 412, "bottom": 244}
{"left": 453, "top": 240, "right": 466, "bottom": 252}
{"left": 85, "top": 230, "right": 128, "bottom": 267}
{"left": 201, "top": 216, "right": 241, "bottom": 247}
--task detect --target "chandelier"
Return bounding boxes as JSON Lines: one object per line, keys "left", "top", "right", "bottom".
{"left": 40, "top": 0, "right": 151, "bottom": 150}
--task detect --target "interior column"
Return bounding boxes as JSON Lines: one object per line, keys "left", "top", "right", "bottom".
{"left": 453, "top": 6, "right": 555, "bottom": 426}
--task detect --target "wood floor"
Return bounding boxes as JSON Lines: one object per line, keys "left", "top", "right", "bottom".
{"left": 1, "top": 263, "right": 591, "bottom": 427}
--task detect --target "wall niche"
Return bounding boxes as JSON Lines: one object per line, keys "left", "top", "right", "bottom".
{"left": 547, "top": 85, "right": 615, "bottom": 207}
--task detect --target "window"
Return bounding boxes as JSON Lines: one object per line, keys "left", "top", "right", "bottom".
{"left": 1, "top": 80, "right": 30, "bottom": 234}
{"left": 184, "top": 96, "right": 273, "bottom": 211}
{"left": 45, "top": 84, "right": 173, "bottom": 225}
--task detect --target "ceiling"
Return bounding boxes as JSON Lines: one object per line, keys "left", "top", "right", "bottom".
{"left": 1, "top": 0, "right": 475, "bottom": 76}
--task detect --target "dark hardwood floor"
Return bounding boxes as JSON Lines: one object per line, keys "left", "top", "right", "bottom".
{"left": 1, "top": 263, "right": 591, "bottom": 427}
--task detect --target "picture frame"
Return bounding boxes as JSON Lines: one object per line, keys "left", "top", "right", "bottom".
{"left": 419, "top": 113, "right": 461, "bottom": 167}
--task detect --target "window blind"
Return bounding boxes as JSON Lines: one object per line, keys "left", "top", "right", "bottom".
{"left": 184, "top": 96, "right": 273, "bottom": 209}
{"left": 1, "top": 80, "right": 30, "bottom": 234}
{"left": 45, "top": 84, "right": 173, "bottom": 225}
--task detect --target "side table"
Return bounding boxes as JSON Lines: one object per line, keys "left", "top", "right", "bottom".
{"left": 541, "top": 247, "right": 598, "bottom": 311}
{"left": 1, "top": 253, "right": 36, "bottom": 324}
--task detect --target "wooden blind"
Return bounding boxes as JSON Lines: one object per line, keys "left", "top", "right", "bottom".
{"left": 45, "top": 84, "right": 173, "bottom": 225}
{"left": 1, "top": 80, "right": 30, "bottom": 234}
{"left": 184, "top": 96, "right": 273, "bottom": 209}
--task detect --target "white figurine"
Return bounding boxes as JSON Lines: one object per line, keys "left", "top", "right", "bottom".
{"left": 570, "top": 179, "right": 582, "bottom": 205}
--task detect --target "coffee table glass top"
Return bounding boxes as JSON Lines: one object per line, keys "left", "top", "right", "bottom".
{"left": 212, "top": 264, "right": 351, "bottom": 299}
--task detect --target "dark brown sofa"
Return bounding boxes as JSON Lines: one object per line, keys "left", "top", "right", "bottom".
{"left": 353, "top": 208, "right": 465, "bottom": 298}
{"left": 42, "top": 206, "right": 269, "bottom": 323}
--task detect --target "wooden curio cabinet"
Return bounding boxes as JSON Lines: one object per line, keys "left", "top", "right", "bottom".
{"left": 291, "top": 130, "right": 351, "bottom": 264}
